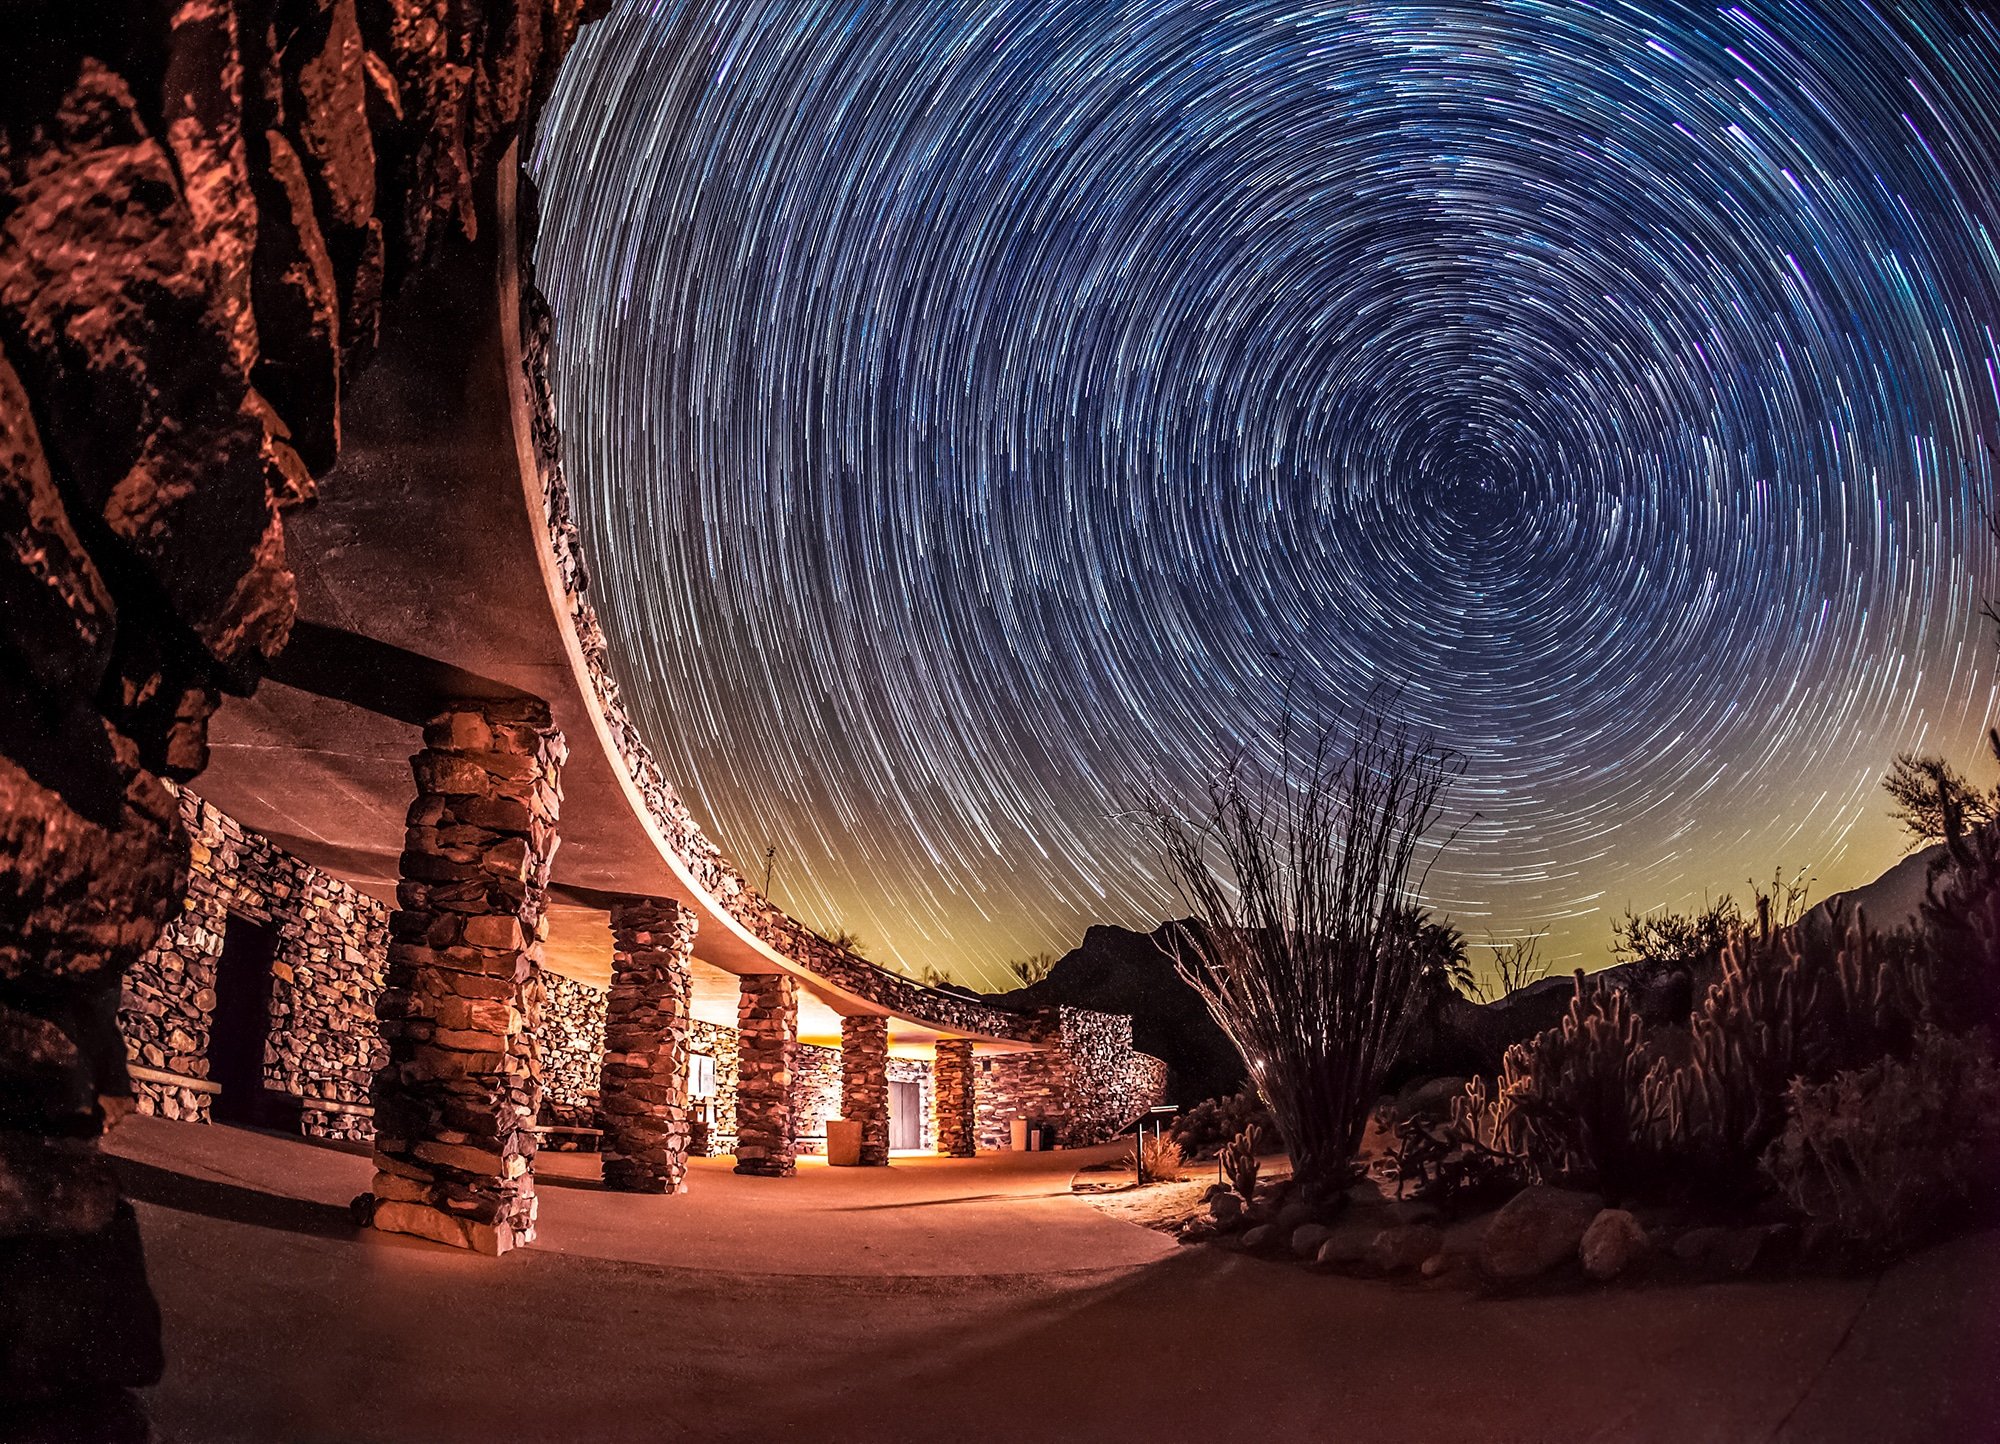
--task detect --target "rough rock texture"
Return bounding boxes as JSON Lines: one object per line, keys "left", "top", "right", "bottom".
{"left": 934, "top": 1038, "right": 978, "bottom": 1158}
{"left": 789, "top": 1041, "right": 843, "bottom": 1157}
{"left": 986, "top": 921, "right": 1246, "bottom": 1103}
{"left": 1479, "top": 1185, "right": 1604, "bottom": 1283}
{"left": 0, "top": 2, "right": 594, "bottom": 1421}
{"left": 973, "top": 1006, "right": 1167, "bottom": 1148}
{"left": 539, "top": 969, "right": 607, "bottom": 1122}
{"left": 368, "top": 701, "right": 565, "bottom": 1255}
{"left": 1580, "top": 1208, "right": 1648, "bottom": 1281}
{"left": 733, "top": 974, "right": 796, "bottom": 1177}
{"left": 598, "top": 898, "right": 695, "bottom": 1193}
{"left": 1368, "top": 1223, "right": 1445, "bottom": 1273}
{"left": 690, "top": 1018, "right": 739, "bottom": 1155}
{"left": 839, "top": 1015, "right": 889, "bottom": 1166}
{"left": 120, "top": 789, "right": 390, "bottom": 1138}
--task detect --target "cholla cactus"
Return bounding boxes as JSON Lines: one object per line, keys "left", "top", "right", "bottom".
{"left": 1486, "top": 973, "right": 1663, "bottom": 1195}
{"left": 1220, "top": 1122, "right": 1264, "bottom": 1201}
{"left": 1659, "top": 901, "right": 1925, "bottom": 1193}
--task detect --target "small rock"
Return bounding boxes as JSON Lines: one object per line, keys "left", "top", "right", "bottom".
{"left": 1242, "top": 1224, "right": 1278, "bottom": 1251}
{"left": 1315, "top": 1227, "right": 1375, "bottom": 1267}
{"left": 1291, "top": 1222, "right": 1334, "bottom": 1258}
{"left": 1178, "top": 1221, "right": 1215, "bottom": 1246}
{"left": 1713, "top": 1226, "right": 1773, "bottom": 1276}
{"left": 1368, "top": 1223, "right": 1445, "bottom": 1273}
{"left": 1480, "top": 1185, "right": 1604, "bottom": 1282}
{"left": 1420, "top": 1252, "right": 1453, "bottom": 1279}
{"left": 1671, "top": 1225, "right": 1728, "bottom": 1265}
{"left": 1275, "top": 1199, "right": 1319, "bottom": 1236}
{"left": 1579, "top": 1208, "right": 1648, "bottom": 1280}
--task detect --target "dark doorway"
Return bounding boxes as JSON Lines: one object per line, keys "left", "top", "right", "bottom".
{"left": 209, "top": 914, "right": 280, "bottom": 1126}
{"left": 888, "top": 1079, "right": 922, "bottom": 1151}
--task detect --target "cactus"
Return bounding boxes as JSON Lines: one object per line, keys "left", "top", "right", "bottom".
{"left": 1656, "top": 900, "right": 1926, "bottom": 1195}
{"left": 1467, "top": 973, "right": 1664, "bottom": 1196}
{"left": 1220, "top": 1122, "right": 1264, "bottom": 1201}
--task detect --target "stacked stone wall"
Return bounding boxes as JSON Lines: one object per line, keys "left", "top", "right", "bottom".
{"left": 789, "top": 1041, "right": 844, "bottom": 1157}
{"left": 540, "top": 971, "right": 608, "bottom": 1123}
{"left": 120, "top": 791, "right": 390, "bottom": 1139}
{"left": 691, "top": 1019, "right": 740, "bottom": 1155}
{"left": 973, "top": 1007, "right": 1168, "bottom": 1149}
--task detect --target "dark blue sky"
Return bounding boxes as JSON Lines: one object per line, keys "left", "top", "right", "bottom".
{"left": 533, "top": 0, "right": 2000, "bottom": 988}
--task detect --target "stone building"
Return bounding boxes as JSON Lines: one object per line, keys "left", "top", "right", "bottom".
{"left": 0, "top": 9, "right": 1163, "bottom": 1435}
{"left": 119, "top": 789, "right": 1164, "bottom": 1177}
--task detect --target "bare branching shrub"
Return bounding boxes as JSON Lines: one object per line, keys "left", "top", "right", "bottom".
{"left": 1005, "top": 951, "right": 1057, "bottom": 987}
{"left": 1151, "top": 719, "right": 1461, "bottom": 1201}
{"left": 1220, "top": 1123, "right": 1264, "bottom": 1200}
{"left": 1612, "top": 897, "right": 1740, "bottom": 981}
{"left": 1764, "top": 1026, "right": 2000, "bottom": 1254}
{"left": 1465, "top": 930, "right": 1551, "bottom": 1004}
{"left": 1132, "top": 1131, "right": 1186, "bottom": 1183}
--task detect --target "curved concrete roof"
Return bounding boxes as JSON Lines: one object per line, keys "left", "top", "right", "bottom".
{"left": 201, "top": 155, "right": 1042, "bottom": 1052}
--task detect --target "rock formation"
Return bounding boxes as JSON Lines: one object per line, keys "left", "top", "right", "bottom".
{"left": 0, "top": 2, "right": 597, "bottom": 1428}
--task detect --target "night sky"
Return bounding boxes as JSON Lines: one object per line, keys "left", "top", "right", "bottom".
{"left": 530, "top": 0, "right": 2000, "bottom": 990}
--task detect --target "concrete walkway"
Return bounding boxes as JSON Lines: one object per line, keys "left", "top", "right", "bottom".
{"left": 106, "top": 1116, "right": 1999, "bottom": 1444}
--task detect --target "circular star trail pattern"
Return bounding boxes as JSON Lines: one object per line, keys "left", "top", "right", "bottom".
{"left": 533, "top": 0, "right": 2000, "bottom": 988}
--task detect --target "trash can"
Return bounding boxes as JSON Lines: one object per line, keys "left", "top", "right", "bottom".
{"left": 825, "top": 1118, "right": 864, "bottom": 1166}
{"left": 1009, "top": 1117, "right": 1029, "bottom": 1152}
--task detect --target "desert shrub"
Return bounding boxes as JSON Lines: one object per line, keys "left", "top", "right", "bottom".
{"left": 1132, "top": 1131, "right": 1186, "bottom": 1184}
{"left": 1152, "top": 718, "right": 1462, "bottom": 1202}
{"left": 1764, "top": 1026, "right": 2000, "bottom": 1254}
{"left": 1462, "top": 931, "right": 1551, "bottom": 1004}
{"left": 1613, "top": 896, "right": 1741, "bottom": 984}
{"left": 1169, "top": 1087, "right": 1271, "bottom": 1159}
{"left": 1918, "top": 738, "right": 2000, "bottom": 1035}
{"left": 1388, "top": 1087, "right": 1522, "bottom": 1208}
{"left": 1656, "top": 900, "right": 1926, "bottom": 1196}
{"left": 1219, "top": 1122, "right": 1264, "bottom": 1199}
{"left": 1457, "top": 975, "right": 1664, "bottom": 1198}
{"left": 1442, "top": 900, "right": 1936, "bottom": 1204}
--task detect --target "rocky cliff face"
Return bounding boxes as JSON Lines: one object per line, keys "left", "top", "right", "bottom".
{"left": 988, "top": 921, "right": 1249, "bottom": 1105}
{"left": 0, "top": 3, "right": 595, "bottom": 1430}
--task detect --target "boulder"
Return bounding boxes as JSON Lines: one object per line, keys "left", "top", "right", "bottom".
{"left": 1671, "top": 1226, "right": 1729, "bottom": 1265}
{"left": 1315, "top": 1226, "right": 1376, "bottom": 1268}
{"left": 1209, "top": 1191, "right": 1245, "bottom": 1227}
{"left": 1274, "top": 1199, "right": 1319, "bottom": 1236}
{"left": 1579, "top": 1208, "right": 1648, "bottom": 1280}
{"left": 1291, "top": 1223, "right": 1333, "bottom": 1259}
{"left": 1368, "top": 1223, "right": 1445, "bottom": 1273}
{"left": 1479, "top": 1186, "right": 1603, "bottom": 1282}
{"left": 1241, "top": 1224, "right": 1278, "bottom": 1251}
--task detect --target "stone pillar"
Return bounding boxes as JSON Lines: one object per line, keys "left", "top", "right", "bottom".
{"left": 839, "top": 1014, "right": 890, "bottom": 1166}
{"left": 599, "top": 898, "right": 696, "bottom": 1193}
{"left": 366, "top": 700, "right": 564, "bottom": 1255}
{"left": 934, "top": 1038, "right": 977, "bottom": 1158}
{"left": 733, "top": 973, "right": 796, "bottom": 1177}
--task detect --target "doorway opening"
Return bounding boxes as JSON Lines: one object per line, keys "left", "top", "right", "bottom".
{"left": 888, "top": 1079, "right": 922, "bottom": 1152}
{"left": 209, "top": 914, "right": 285, "bottom": 1127}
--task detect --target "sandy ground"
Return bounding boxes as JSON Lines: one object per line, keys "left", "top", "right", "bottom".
{"left": 105, "top": 1115, "right": 2000, "bottom": 1444}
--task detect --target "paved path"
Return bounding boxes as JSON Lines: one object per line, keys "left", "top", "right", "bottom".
{"left": 106, "top": 1116, "right": 1999, "bottom": 1444}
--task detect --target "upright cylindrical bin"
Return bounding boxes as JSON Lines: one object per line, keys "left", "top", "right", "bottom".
{"left": 1009, "top": 1117, "right": 1029, "bottom": 1151}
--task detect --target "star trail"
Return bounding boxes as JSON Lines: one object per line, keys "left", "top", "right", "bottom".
{"left": 531, "top": 0, "right": 2000, "bottom": 989}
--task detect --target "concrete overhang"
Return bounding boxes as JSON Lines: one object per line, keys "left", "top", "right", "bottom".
{"left": 199, "top": 153, "right": 1040, "bottom": 1054}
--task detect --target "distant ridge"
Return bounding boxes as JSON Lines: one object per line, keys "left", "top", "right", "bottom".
{"left": 1808, "top": 843, "right": 1945, "bottom": 936}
